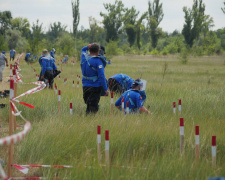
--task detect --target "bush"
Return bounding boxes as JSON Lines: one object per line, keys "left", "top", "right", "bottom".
{"left": 178, "top": 48, "right": 189, "bottom": 64}
{"left": 106, "top": 40, "right": 119, "bottom": 56}
{"left": 150, "top": 48, "right": 159, "bottom": 55}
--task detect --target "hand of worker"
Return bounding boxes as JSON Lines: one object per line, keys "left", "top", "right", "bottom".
{"left": 105, "top": 90, "right": 109, "bottom": 96}
{"left": 6, "top": 63, "right": 8, "bottom": 67}
{"left": 41, "top": 75, "right": 44, "bottom": 80}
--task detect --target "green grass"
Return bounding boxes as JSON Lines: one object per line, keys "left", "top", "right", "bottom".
{"left": 1, "top": 55, "right": 225, "bottom": 179}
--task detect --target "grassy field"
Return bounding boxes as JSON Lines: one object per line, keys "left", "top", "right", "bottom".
{"left": 0, "top": 54, "right": 225, "bottom": 179}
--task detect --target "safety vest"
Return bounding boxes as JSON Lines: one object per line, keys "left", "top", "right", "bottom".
{"left": 121, "top": 74, "right": 131, "bottom": 91}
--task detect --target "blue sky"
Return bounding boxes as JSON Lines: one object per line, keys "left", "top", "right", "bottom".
{"left": 0, "top": 0, "right": 224, "bottom": 33}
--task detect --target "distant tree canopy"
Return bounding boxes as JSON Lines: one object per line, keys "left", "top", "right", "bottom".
{"left": 148, "top": 0, "right": 164, "bottom": 48}
{"left": 47, "top": 22, "right": 67, "bottom": 42}
{"left": 11, "top": 17, "right": 30, "bottom": 38}
{"left": 71, "top": 0, "right": 80, "bottom": 38}
{"left": 0, "top": 11, "right": 12, "bottom": 35}
{"left": 222, "top": 1, "right": 225, "bottom": 14}
{"left": 100, "top": 0, "right": 125, "bottom": 42}
{"left": 182, "top": 0, "right": 214, "bottom": 47}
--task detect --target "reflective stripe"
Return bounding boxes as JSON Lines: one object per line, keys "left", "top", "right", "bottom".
{"left": 83, "top": 75, "right": 98, "bottom": 82}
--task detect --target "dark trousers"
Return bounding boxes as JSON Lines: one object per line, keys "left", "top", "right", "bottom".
{"left": 45, "top": 70, "right": 54, "bottom": 89}
{"left": 10, "top": 56, "right": 14, "bottom": 61}
{"left": 83, "top": 86, "right": 102, "bottom": 115}
{"left": 108, "top": 78, "right": 123, "bottom": 94}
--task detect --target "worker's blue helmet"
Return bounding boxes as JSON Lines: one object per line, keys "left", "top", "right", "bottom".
{"left": 131, "top": 79, "right": 143, "bottom": 90}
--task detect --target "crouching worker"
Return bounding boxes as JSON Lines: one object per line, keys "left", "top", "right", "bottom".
{"left": 81, "top": 43, "right": 109, "bottom": 115}
{"left": 108, "top": 74, "right": 134, "bottom": 94}
{"left": 40, "top": 49, "right": 57, "bottom": 89}
{"left": 115, "top": 79, "right": 150, "bottom": 115}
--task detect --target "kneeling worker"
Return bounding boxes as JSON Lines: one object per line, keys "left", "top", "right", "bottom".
{"left": 81, "top": 43, "right": 109, "bottom": 115}
{"left": 108, "top": 74, "right": 134, "bottom": 94}
{"left": 115, "top": 79, "right": 150, "bottom": 114}
{"left": 40, "top": 49, "right": 57, "bottom": 89}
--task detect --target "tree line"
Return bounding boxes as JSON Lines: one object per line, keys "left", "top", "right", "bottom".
{"left": 0, "top": 0, "right": 225, "bottom": 57}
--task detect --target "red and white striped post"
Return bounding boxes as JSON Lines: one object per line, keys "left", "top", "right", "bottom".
{"left": 13, "top": 69, "right": 17, "bottom": 131}
{"left": 212, "top": 136, "right": 216, "bottom": 166}
{"left": 79, "top": 76, "right": 80, "bottom": 80}
{"left": 195, "top": 126, "right": 199, "bottom": 161}
{"left": 121, "top": 97, "right": 124, "bottom": 115}
{"left": 70, "top": 103, "right": 72, "bottom": 115}
{"left": 36, "top": 74, "right": 38, "bottom": 80}
{"left": 58, "top": 90, "right": 61, "bottom": 116}
{"left": 178, "top": 99, "right": 181, "bottom": 114}
{"left": 111, "top": 92, "right": 113, "bottom": 115}
{"left": 54, "top": 84, "right": 57, "bottom": 95}
{"left": 105, "top": 130, "right": 109, "bottom": 166}
{"left": 73, "top": 81, "right": 75, "bottom": 88}
{"left": 33, "top": 69, "right": 35, "bottom": 74}
{"left": 77, "top": 75, "right": 78, "bottom": 80}
{"left": 126, "top": 101, "right": 129, "bottom": 114}
{"left": 10, "top": 64, "right": 13, "bottom": 79}
{"left": 8, "top": 79, "right": 14, "bottom": 177}
{"left": 173, "top": 102, "right": 176, "bottom": 114}
{"left": 59, "top": 75, "right": 60, "bottom": 80}
{"left": 180, "top": 117, "right": 184, "bottom": 154}
{"left": 77, "top": 81, "right": 79, "bottom": 88}
{"left": 97, "top": 126, "right": 101, "bottom": 163}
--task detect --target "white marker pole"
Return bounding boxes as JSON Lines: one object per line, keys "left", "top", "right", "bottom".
{"left": 97, "top": 125, "right": 101, "bottom": 163}
{"left": 10, "top": 64, "right": 13, "bottom": 80}
{"left": 126, "top": 101, "right": 129, "bottom": 114}
{"left": 121, "top": 97, "right": 124, "bottom": 115}
{"left": 212, "top": 136, "right": 216, "bottom": 166}
{"left": 111, "top": 92, "right": 113, "bottom": 115}
{"left": 195, "top": 126, "right": 199, "bottom": 161}
{"left": 70, "top": 103, "right": 73, "bottom": 115}
{"left": 178, "top": 99, "right": 181, "bottom": 114}
{"left": 105, "top": 130, "right": 109, "bottom": 166}
{"left": 180, "top": 117, "right": 184, "bottom": 154}
{"left": 173, "top": 102, "right": 176, "bottom": 114}
{"left": 58, "top": 90, "right": 61, "bottom": 116}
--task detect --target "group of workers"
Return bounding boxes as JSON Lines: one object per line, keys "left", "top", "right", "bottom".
{"left": 81, "top": 43, "right": 150, "bottom": 115}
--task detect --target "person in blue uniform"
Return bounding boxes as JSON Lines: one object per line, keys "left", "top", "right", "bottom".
{"left": 9, "top": 49, "right": 16, "bottom": 61}
{"left": 115, "top": 79, "right": 150, "bottom": 114}
{"left": 25, "top": 53, "right": 31, "bottom": 62}
{"left": 108, "top": 74, "right": 134, "bottom": 94}
{"left": 62, "top": 55, "right": 69, "bottom": 63}
{"left": 40, "top": 49, "right": 57, "bottom": 89}
{"left": 50, "top": 48, "right": 56, "bottom": 58}
{"left": 81, "top": 43, "right": 109, "bottom": 115}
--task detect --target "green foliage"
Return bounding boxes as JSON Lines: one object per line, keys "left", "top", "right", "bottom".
{"left": 150, "top": 48, "right": 159, "bottom": 55}
{"left": 0, "top": 11, "right": 12, "bottom": 35}
{"left": 216, "top": 28, "right": 225, "bottom": 50}
{"left": 0, "top": 35, "right": 8, "bottom": 51}
{"left": 178, "top": 48, "right": 189, "bottom": 64}
{"left": 71, "top": 0, "right": 80, "bottom": 38}
{"left": 55, "top": 32, "right": 76, "bottom": 56}
{"left": 11, "top": 17, "right": 30, "bottom": 38}
{"left": 222, "top": 0, "right": 225, "bottom": 14}
{"left": 47, "top": 22, "right": 67, "bottom": 42}
{"left": 148, "top": 0, "right": 164, "bottom": 48}
{"left": 136, "top": 12, "right": 148, "bottom": 50}
{"left": 100, "top": 0, "right": 125, "bottom": 42}
{"left": 6, "top": 29, "right": 28, "bottom": 52}
{"left": 105, "top": 40, "right": 120, "bottom": 55}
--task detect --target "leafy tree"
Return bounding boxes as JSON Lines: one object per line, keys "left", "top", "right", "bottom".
{"left": 123, "top": 7, "right": 139, "bottom": 47}
{"left": 11, "top": 17, "right": 30, "bottom": 38}
{"left": 0, "top": 11, "right": 12, "bottom": 35}
{"left": 182, "top": 0, "right": 214, "bottom": 47}
{"left": 6, "top": 29, "right": 28, "bottom": 52}
{"left": 136, "top": 12, "right": 148, "bottom": 50}
{"left": 148, "top": 0, "right": 164, "bottom": 48}
{"left": 47, "top": 22, "right": 67, "bottom": 42}
{"left": 222, "top": 1, "right": 225, "bottom": 14}
{"left": 100, "top": 0, "right": 125, "bottom": 42}
{"left": 28, "top": 20, "right": 43, "bottom": 53}
{"left": 71, "top": 0, "right": 80, "bottom": 38}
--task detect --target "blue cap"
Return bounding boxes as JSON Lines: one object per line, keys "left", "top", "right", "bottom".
{"left": 2, "top": 51, "right": 5, "bottom": 54}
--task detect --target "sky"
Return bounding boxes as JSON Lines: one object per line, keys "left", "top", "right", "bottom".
{"left": 0, "top": 0, "right": 224, "bottom": 33}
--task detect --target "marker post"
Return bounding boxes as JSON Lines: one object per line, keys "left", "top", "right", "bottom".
{"left": 121, "top": 97, "right": 124, "bottom": 115}
{"left": 77, "top": 81, "right": 79, "bottom": 88}
{"left": 97, "top": 126, "right": 101, "bottom": 163}
{"left": 58, "top": 90, "right": 61, "bottom": 116}
{"left": 180, "top": 117, "right": 184, "bottom": 154}
{"left": 178, "top": 99, "right": 181, "bottom": 114}
{"left": 212, "top": 136, "right": 216, "bottom": 166}
{"left": 8, "top": 79, "right": 14, "bottom": 177}
{"left": 195, "top": 126, "right": 199, "bottom": 161}
{"left": 13, "top": 69, "right": 17, "bottom": 131}
{"left": 105, "top": 130, "right": 109, "bottom": 166}
{"left": 73, "top": 81, "right": 75, "bottom": 88}
{"left": 70, "top": 103, "right": 72, "bottom": 115}
{"left": 126, "top": 101, "right": 129, "bottom": 114}
{"left": 111, "top": 92, "right": 113, "bottom": 115}
{"left": 173, "top": 102, "right": 176, "bottom": 114}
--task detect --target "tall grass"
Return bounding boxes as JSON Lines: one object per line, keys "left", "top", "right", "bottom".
{"left": 1, "top": 55, "right": 225, "bottom": 179}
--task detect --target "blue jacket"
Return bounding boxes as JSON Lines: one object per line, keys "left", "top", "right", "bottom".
{"left": 110, "top": 74, "right": 133, "bottom": 91}
{"left": 10, "top": 50, "right": 16, "bottom": 57}
{"left": 41, "top": 55, "right": 57, "bottom": 75}
{"left": 25, "top": 53, "right": 30, "bottom": 60}
{"left": 50, "top": 50, "right": 55, "bottom": 58}
{"left": 81, "top": 46, "right": 108, "bottom": 91}
{"left": 115, "top": 90, "right": 145, "bottom": 113}
{"left": 39, "top": 55, "right": 44, "bottom": 66}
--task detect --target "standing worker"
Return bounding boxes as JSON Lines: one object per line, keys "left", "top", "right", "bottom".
{"left": 40, "top": 49, "right": 57, "bottom": 89}
{"left": 108, "top": 74, "right": 134, "bottom": 94}
{"left": 9, "top": 48, "right": 16, "bottom": 61}
{"left": 81, "top": 43, "right": 109, "bottom": 115}
{"left": 0, "top": 51, "right": 8, "bottom": 82}
{"left": 115, "top": 79, "right": 150, "bottom": 114}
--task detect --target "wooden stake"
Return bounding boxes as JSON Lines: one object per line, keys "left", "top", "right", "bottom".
{"left": 105, "top": 130, "right": 109, "bottom": 166}
{"left": 97, "top": 126, "right": 101, "bottom": 163}
{"left": 180, "top": 117, "right": 184, "bottom": 154}
{"left": 8, "top": 80, "right": 14, "bottom": 177}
